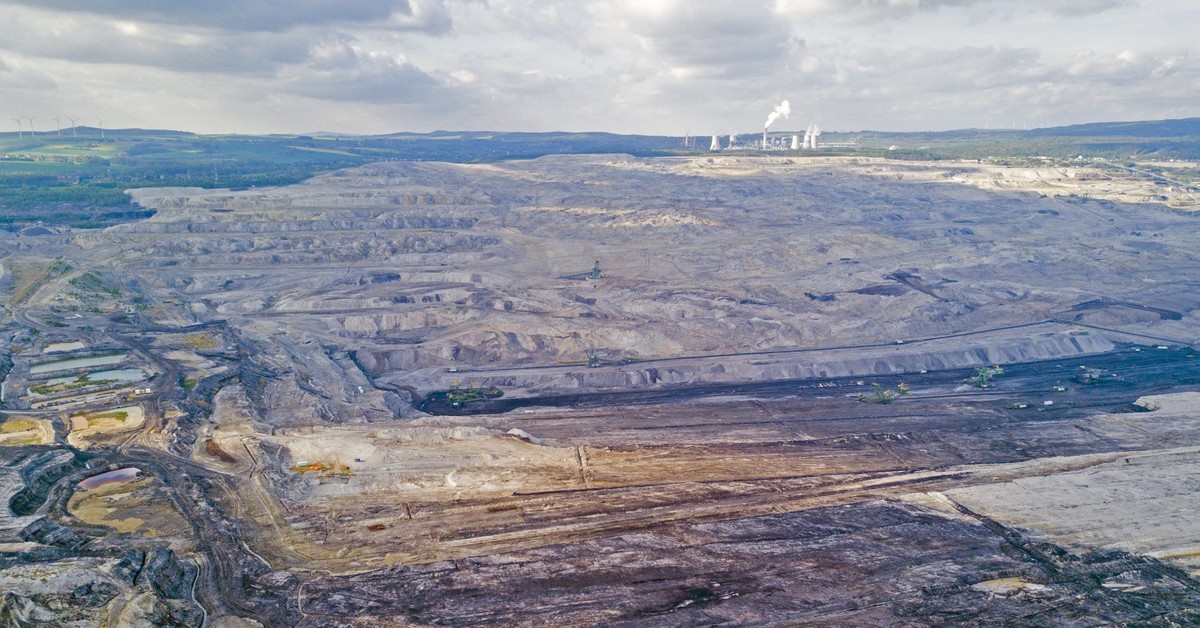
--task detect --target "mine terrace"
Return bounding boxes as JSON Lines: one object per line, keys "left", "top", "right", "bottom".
{"left": 2, "top": 153, "right": 1200, "bottom": 625}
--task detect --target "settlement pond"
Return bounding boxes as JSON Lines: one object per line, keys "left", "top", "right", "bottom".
{"left": 43, "top": 368, "right": 146, "bottom": 387}
{"left": 78, "top": 467, "right": 141, "bottom": 491}
{"left": 43, "top": 341, "right": 86, "bottom": 354}
{"left": 30, "top": 353, "right": 127, "bottom": 375}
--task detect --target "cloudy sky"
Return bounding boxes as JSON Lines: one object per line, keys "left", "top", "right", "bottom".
{"left": 1, "top": 0, "right": 1195, "bottom": 135}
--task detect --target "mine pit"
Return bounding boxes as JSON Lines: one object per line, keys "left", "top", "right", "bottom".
{"left": 68, "top": 472, "right": 195, "bottom": 548}
{"left": 4, "top": 154, "right": 1200, "bottom": 625}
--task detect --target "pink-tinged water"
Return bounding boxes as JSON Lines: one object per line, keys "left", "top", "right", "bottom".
{"left": 78, "top": 467, "right": 140, "bottom": 490}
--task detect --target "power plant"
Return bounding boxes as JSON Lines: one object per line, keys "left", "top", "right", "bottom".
{"left": 707, "top": 99, "right": 823, "bottom": 152}
{"left": 763, "top": 100, "right": 790, "bottom": 150}
{"left": 720, "top": 129, "right": 821, "bottom": 151}
{"left": 803, "top": 122, "right": 821, "bottom": 150}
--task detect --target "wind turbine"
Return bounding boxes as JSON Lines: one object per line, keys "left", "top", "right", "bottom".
{"left": 97, "top": 117, "right": 105, "bottom": 139}
{"left": 53, "top": 117, "right": 61, "bottom": 136}
{"left": 66, "top": 117, "right": 79, "bottom": 137}
{"left": 11, "top": 118, "right": 22, "bottom": 139}
{"left": 23, "top": 116, "right": 35, "bottom": 137}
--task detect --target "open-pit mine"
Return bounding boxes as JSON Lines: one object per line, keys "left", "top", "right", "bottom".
{"left": 2, "top": 154, "right": 1200, "bottom": 625}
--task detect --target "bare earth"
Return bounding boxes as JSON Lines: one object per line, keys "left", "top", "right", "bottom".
{"left": 1, "top": 154, "right": 1199, "bottom": 625}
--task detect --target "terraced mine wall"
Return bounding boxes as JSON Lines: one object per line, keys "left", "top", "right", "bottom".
{"left": 102, "top": 215, "right": 483, "bottom": 234}
{"left": 3, "top": 154, "right": 1200, "bottom": 625}
{"left": 9, "top": 451, "right": 85, "bottom": 516}
{"left": 372, "top": 327, "right": 1115, "bottom": 394}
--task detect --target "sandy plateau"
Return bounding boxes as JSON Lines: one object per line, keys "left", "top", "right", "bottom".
{"left": 0, "top": 418, "right": 53, "bottom": 447}
{"left": 67, "top": 405, "right": 145, "bottom": 449}
{"left": 1, "top": 154, "right": 1199, "bottom": 625}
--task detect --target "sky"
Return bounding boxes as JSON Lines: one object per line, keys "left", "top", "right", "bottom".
{"left": 0, "top": 0, "right": 1196, "bottom": 136}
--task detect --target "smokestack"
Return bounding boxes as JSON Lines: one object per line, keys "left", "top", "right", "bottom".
{"left": 764, "top": 100, "right": 791, "bottom": 129}
{"left": 710, "top": 134, "right": 720, "bottom": 151}
{"left": 759, "top": 99, "right": 791, "bottom": 151}
{"left": 791, "top": 135, "right": 800, "bottom": 150}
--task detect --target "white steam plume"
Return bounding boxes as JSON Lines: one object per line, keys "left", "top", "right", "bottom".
{"left": 765, "top": 99, "right": 791, "bottom": 128}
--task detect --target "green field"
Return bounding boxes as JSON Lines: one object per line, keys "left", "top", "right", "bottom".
{"left": 0, "top": 160, "right": 77, "bottom": 175}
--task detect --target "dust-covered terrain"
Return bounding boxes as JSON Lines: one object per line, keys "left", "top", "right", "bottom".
{"left": 1, "top": 154, "right": 1199, "bottom": 625}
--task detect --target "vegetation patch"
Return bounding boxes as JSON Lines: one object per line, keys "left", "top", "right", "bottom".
{"left": 88, "top": 410, "right": 129, "bottom": 423}
{"left": 182, "top": 333, "right": 219, "bottom": 350}
{"left": 0, "top": 418, "right": 38, "bottom": 433}
{"left": 68, "top": 272, "right": 121, "bottom": 297}
{"left": 9, "top": 259, "right": 72, "bottom": 304}
{"left": 30, "top": 372, "right": 118, "bottom": 396}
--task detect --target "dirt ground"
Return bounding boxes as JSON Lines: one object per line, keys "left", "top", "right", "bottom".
{"left": 2, "top": 154, "right": 1199, "bottom": 625}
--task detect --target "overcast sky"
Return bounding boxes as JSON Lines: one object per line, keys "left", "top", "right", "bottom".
{"left": 1, "top": 0, "right": 1195, "bottom": 135}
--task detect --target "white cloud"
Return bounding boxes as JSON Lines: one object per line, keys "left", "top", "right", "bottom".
{"left": 0, "top": 0, "right": 1193, "bottom": 134}
{"left": 0, "top": 55, "right": 58, "bottom": 91}
{"left": 3, "top": 9, "right": 312, "bottom": 75}
{"left": 281, "top": 41, "right": 443, "bottom": 103}
{"left": 773, "top": 0, "right": 1131, "bottom": 23}
{"left": 0, "top": 0, "right": 454, "bottom": 34}
{"left": 587, "top": 0, "right": 795, "bottom": 77}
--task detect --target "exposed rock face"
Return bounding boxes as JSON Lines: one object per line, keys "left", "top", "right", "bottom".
{"left": 98, "top": 155, "right": 1200, "bottom": 416}
{"left": 145, "top": 549, "right": 190, "bottom": 600}
{"left": 109, "top": 549, "right": 146, "bottom": 586}
{"left": 10, "top": 451, "right": 84, "bottom": 516}
{"left": 370, "top": 326, "right": 1117, "bottom": 397}
{"left": 0, "top": 582, "right": 120, "bottom": 625}
{"left": 0, "top": 552, "right": 197, "bottom": 628}
{"left": 19, "top": 517, "right": 90, "bottom": 550}
{"left": 3, "top": 155, "right": 1200, "bottom": 626}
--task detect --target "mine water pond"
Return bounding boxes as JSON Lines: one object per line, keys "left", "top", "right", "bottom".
{"left": 31, "top": 353, "right": 127, "bottom": 374}
{"left": 43, "top": 341, "right": 86, "bottom": 354}
{"left": 78, "top": 467, "right": 140, "bottom": 490}
{"left": 43, "top": 368, "right": 146, "bottom": 386}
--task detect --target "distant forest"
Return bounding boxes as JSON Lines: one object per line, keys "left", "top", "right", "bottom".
{"left": 2, "top": 118, "right": 1198, "bottom": 230}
